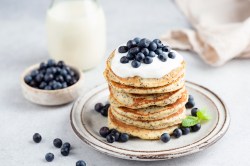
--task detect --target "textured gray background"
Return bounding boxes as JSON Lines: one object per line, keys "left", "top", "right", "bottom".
{"left": 1, "top": 0, "right": 250, "bottom": 165}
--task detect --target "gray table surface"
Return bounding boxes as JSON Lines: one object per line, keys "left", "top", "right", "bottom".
{"left": 1, "top": 0, "right": 250, "bottom": 165}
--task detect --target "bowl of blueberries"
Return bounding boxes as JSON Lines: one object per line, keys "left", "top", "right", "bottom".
{"left": 21, "top": 59, "right": 84, "bottom": 106}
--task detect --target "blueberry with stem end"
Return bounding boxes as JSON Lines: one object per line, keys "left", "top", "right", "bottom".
{"left": 135, "top": 53, "right": 145, "bottom": 62}
{"left": 119, "top": 133, "right": 129, "bottom": 142}
{"left": 162, "top": 46, "right": 171, "bottom": 52}
{"left": 106, "top": 134, "right": 115, "bottom": 143}
{"left": 168, "top": 52, "right": 176, "bottom": 59}
{"left": 158, "top": 53, "right": 167, "bottom": 62}
{"left": 143, "top": 57, "right": 153, "bottom": 64}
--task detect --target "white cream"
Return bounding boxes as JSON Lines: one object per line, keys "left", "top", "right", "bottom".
{"left": 111, "top": 45, "right": 183, "bottom": 78}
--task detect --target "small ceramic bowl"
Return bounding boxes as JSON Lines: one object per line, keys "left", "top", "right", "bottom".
{"left": 21, "top": 64, "right": 84, "bottom": 106}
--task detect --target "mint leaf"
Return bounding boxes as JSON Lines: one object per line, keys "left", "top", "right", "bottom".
{"left": 182, "top": 116, "right": 200, "bottom": 127}
{"left": 197, "top": 108, "right": 211, "bottom": 121}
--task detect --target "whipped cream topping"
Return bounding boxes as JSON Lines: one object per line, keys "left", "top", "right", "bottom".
{"left": 111, "top": 45, "right": 184, "bottom": 78}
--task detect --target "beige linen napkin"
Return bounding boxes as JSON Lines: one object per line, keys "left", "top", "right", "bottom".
{"left": 161, "top": 0, "right": 250, "bottom": 66}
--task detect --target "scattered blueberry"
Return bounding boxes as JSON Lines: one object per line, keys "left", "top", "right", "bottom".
{"left": 95, "top": 103, "right": 104, "bottom": 112}
{"left": 119, "top": 133, "right": 129, "bottom": 142}
{"left": 53, "top": 138, "right": 63, "bottom": 148}
{"left": 100, "top": 106, "right": 108, "bottom": 117}
{"left": 118, "top": 46, "right": 128, "bottom": 53}
{"left": 191, "top": 108, "right": 198, "bottom": 116}
{"left": 99, "top": 127, "right": 110, "bottom": 138}
{"left": 185, "top": 100, "right": 195, "bottom": 109}
{"left": 76, "top": 160, "right": 86, "bottom": 166}
{"left": 131, "top": 60, "right": 141, "bottom": 68}
{"left": 141, "top": 48, "right": 149, "bottom": 56}
{"left": 110, "top": 129, "right": 120, "bottom": 141}
{"left": 106, "top": 134, "right": 115, "bottom": 143}
{"left": 45, "top": 153, "right": 54, "bottom": 162}
{"left": 188, "top": 95, "right": 194, "bottom": 101}
{"left": 143, "top": 57, "right": 153, "bottom": 64}
{"left": 173, "top": 128, "right": 182, "bottom": 138}
{"left": 61, "top": 147, "right": 70, "bottom": 156}
{"left": 135, "top": 53, "right": 145, "bottom": 62}
{"left": 191, "top": 123, "right": 201, "bottom": 132}
{"left": 160, "top": 133, "right": 171, "bottom": 143}
{"left": 158, "top": 53, "right": 167, "bottom": 62}
{"left": 33, "top": 133, "right": 42, "bottom": 143}
{"left": 168, "top": 52, "right": 176, "bottom": 59}
{"left": 62, "top": 142, "right": 71, "bottom": 149}
{"left": 180, "top": 127, "right": 191, "bottom": 135}
{"left": 120, "top": 56, "right": 129, "bottom": 64}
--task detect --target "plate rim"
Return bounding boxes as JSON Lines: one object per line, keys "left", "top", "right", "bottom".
{"left": 70, "top": 81, "right": 230, "bottom": 161}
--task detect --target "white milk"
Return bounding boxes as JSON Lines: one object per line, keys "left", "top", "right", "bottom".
{"left": 46, "top": 0, "right": 106, "bottom": 70}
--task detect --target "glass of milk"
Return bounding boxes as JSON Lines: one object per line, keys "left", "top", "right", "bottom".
{"left": 46, "top": 0, "right": 106, "bottom": 70}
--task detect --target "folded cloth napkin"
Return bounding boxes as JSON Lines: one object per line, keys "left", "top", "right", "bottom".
{"left": 161, "top": 0, "right": 250, "bottom": 66}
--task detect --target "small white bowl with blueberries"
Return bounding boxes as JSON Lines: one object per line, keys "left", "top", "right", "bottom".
{"left": 21, "top": 59, "right": 84, "bottom": 106}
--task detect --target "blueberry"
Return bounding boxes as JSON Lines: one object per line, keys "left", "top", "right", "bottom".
{"left": 173, "top": 128, "right": 182, "bottom": 138}
{"left": 131, "top": 60, "right": 141, "bottom": 68}
{"left": 133, "top": 37, "right": 141, "bottom": 44}
{"left": 120, "top": 56, "right": 129, "bottom": 64}
{"left": 69, "top": 70, "right": 75, "bottom": 76}
{"left": 62, "top": 142, "right": 71, "bottom": 149}
{"left": 141, "top": 48, "right": 149, "bottom": 56}
{"left": 119, "top": 133, "right": 129, "bottom": 142}
{"left": 160, "top": 133, "right": 171, "bottom": 143}
{"left": 180, "top": 127, "right": 191, "bottom": 135}
{"left": 138, "top": 38, "right": 151, "bottom": 48}
{"left": 148, "top": 51, "right": 156, "bottom": 57}
{"left": 65, "top": 75, "right": 72, "bottom": 83}
{"left": 44, "top": 73, "right": 54, "bottom": 82}
{"left": 44, "top": 85, "right": 52, "bottom": 90}
{"left": 127, "top": 40, "right": 137, "bottom": 48}
{"left": 110, "top": 130, "right": 120, "bottom": 141}
{"left": 99, "top": 127, "right": 110, "bottom": 138}
{"left": 158, "top": 53, "right": 167, "bottom": 62}
{"left": 168, "top": 52, "right": 176, "bottom": 59}
{"left": 53, "top": 82, "right": 62, "bottom": 90}
{"left": 53, "top": 138, "right": 63, "bottom": 148}
{"left": 47, "top": 59, "right": 56, "bottom": 67}
{"left": 69, "top": 78, "right": 77, "bottom": 86}
{"left": 33, "top": 133, "right": 42, "bottom": 143}
{"left": 153, "top": 39, "right": 162, "bottom": 48}
{"left": 62, "top": 82, "right": 68, "bottom": 89}
{"left": 29, "top": 80, "right": 37, "bottom": 87}
{"left": 55, "top": 67, "right": 62, "bottom": 74}
{"left": 129, "top": 47, "right": 140, "bottom": 55}
{"left": 148, "top": 42, "right": 157, "bottom": 51}
{"left": 39, "top": 62, "right": 47, "bottom": 70}
{"left": 35, "top": 73, "right": 44, "bottom": 83}
{"left": 49, "top": 80, "right": 56, "bottom": 86}
{"left": 57, "top": 61, "right": 65, "bottom": 67}
{"left": 31, "top": 70, "right": 39, "bottom": 78}
{"left": 24, "top": 75, "right": 32, "bottom": 84}
{"left": 45, "top": 153, "right": 54, "bottom": 162}
{"left": 191, "top": 123, "right": 201, "bottom": 132}
{"left": 76, "top": 160, "right": 86, "bottom": 166}
{"left": 95, "top": 103, "right": 104, "bottom": 112}
{"left": 188, "top": 95, "right": 194, "bottom": 101}
{"left": 191, "top": 108, "right": 198, "bottom": 116}
{"left": 60, "top": 69, "right": 68, "bottom": 77}
{"left": 135, "top": 53, "right": 145, "bottom": 62}
{"left": 126, "top": 53, "right": 135, "bottom": 60}
{"left": 185, "top": 100, "right": 195, "bottom": 109}
{"left": 162, "top": 46, "right": 171, "bottom": 52}
{"left": 50, "top": 67, "right": 57, "bottom": 74}
{"left": 118, "top": 46, "right": 128, "bottom": 53}
{"left": 155, "top": 48, "right": 163, "bottom": 55}
{"left": 56, "top": 75, "right": 64, "bottom": 82}
{"left": 46, "top": 68, "right": 53, "bottom": 74}
{"left": 104, "top": 103, "right": 110, "bottom": 110}
{"left": 100, "top": 106, "right": 108, "bottom": 117}
{"left": 106, "top": 134, "right": 115, "bottom": 143}
{"left": 143, "top": 57, "right": 153, "bottom": 64}
{"left": 61, "top": 147, "right": 70, "bottom": 156}
{"left": 39, "top": 82, "right": 47, "bottom": 89}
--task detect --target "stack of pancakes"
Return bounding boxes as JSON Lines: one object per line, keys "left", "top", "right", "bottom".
{"left": 104, "top": 51, "right": 188, "bottom": 140}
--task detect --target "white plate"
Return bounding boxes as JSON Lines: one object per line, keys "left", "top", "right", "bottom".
{"left": 70, "top": 81, "right": 230, "bottom": 161}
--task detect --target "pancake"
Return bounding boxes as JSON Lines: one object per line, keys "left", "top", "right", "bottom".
{"left": 105, "top": 71, "right": 185, "bottom": 94}
{"left": 108, "top": 109, "right": 180, "bottom": 140}
{"left": 111, "top": 92, "right": 188, "bottom": 121}
{"left": 104, "top": 50, "right": 186, "bottom": 88}
{"left": 109, "top": 86, "right": 187, "bottom": 109}
{"left": 111, "top": 106, "right": 186, "bottom": 130}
